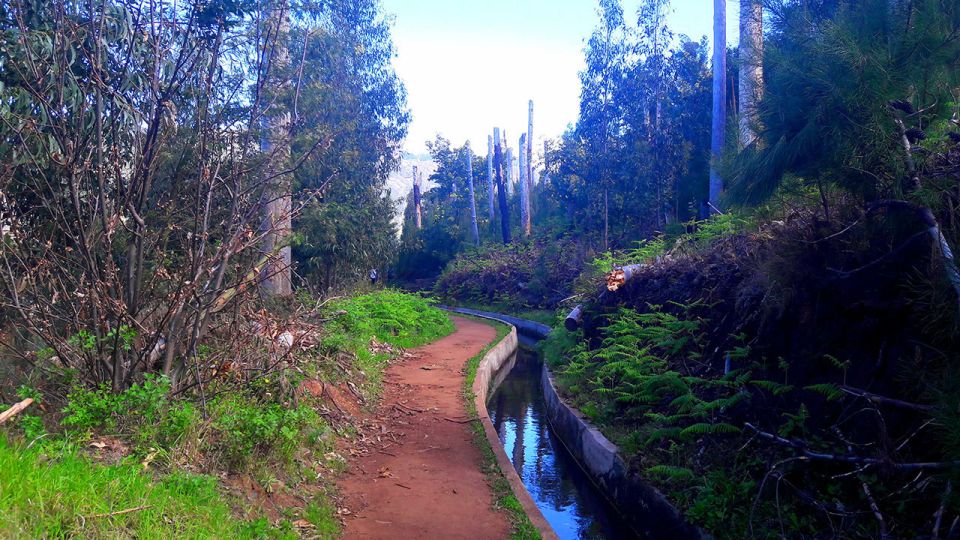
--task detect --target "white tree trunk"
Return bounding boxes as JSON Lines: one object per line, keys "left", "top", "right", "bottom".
{"left": 527, "top": 100, "right": 534, "bottom": 190}
{"left": 709, "top": 0, "right": 727, "bottom": 213}
{"left": 519, "top": 134, "right": 531, "bottom": 237}
{"left": 505, "top": 143, "right": 514, "bottom": 196}
{"left": 412, "top": 165, "right": 422, "bottom": 230}
{"left": 486, "top": 135, "right": 495, "bottom": 221}
{"left": 260, "top": 1, "right": 292, "bottom": 298}
{"left": 738, "top": 0, "right": 763, "bottom": 147}
{"left": 493, "top": 127, "right": 511, "bottom": 244}
{"left": 466, "top": 143, "right": 480, "bottom": 246}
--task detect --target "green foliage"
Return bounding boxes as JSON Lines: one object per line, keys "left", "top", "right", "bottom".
{"left": 727, "top": 0, "right": 960, "bottom": 205}
{"left": 210, "top": 394, "right": 323, "bottom": 471}
{"left": 588, "top": 213, "right": 754, "bottom": 276}
{"left": 0, "top": 438, "right": 280, "bottom": 538}
{"left": 325, "top": 289, "right": 454, "bottom": 350}
{"left": 62, "top": 375, "right": 199, "bottom": 453}
{"left": 434, "top": 235, "right": 586, "bottom": 309}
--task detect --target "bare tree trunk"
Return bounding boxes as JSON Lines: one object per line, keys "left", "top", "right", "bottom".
{"left": 260, "top": 0, "right": 293, "bottom": 298}
{"left": 487, "top": 135, "right": 495, "bottom": 221}
{"left": 413, "top": 165, "right": 422, "bottom": 230}
{"left": 604, "top": 187, "right": 609, "bottom": 250}
{"left": 519, "top": 134, "right": 531, "bottom": 237}
{"left": 527, "top": 100, "right": 534, "bottom": 192}
{"left": 738, "top": 0, "right": 763, "bottom": 147}
{"left": 493, "top": 128, "right": 511, "bottom": 244}
{"left": 505, "top": 133, "right": 513, "bottom": 196}
{"left": 709, "top": 0, "right": 727, "bottom": 213}
{"left": 465, "top": 143, "right": 480, "bottom": 246}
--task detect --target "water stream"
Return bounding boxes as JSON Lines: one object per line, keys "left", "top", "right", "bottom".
{"left": 487, "top": 346, "right": 640, "bottom": 540}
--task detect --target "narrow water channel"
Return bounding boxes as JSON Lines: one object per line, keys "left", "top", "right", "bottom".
{"left": 487, "top": 346, "right": 640, "bottom": 540}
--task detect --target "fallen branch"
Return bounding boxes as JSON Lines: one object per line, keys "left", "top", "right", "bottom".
{"left": 444, "top": 416, "right": 481, "bottom": 424}
{"left": 840, "top": 386, "right": 933, "bottom": 412}
{"left": 745, "top": 423, "right": 960, "bottom": 470}
{"left": 87, "top": 505, "right": 152, "bottom": 519}
{"left": 0, "top": 398, "right": 33, "bottom": 424}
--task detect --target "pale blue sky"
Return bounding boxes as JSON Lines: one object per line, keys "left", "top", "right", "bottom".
{"left": 380, "top": 0, "right": 740, "bottom": 155}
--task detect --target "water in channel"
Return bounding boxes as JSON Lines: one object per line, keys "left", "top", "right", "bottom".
{"left": 487, "top": 346, "right": 639, "bottom": 540}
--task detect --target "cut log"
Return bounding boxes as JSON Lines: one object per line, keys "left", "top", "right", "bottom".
{"left": 564, "top": 305, "right": 584, "bottom": 331}
{"left": 0, "top": 398, "right": 34, "bottom": 425}
{"left": 605, "top": 264, "right": 645, "bottom": 292}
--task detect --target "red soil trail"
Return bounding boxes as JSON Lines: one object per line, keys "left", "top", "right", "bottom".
{"left": 337, "top": 316, "right": 511, "bottom": 539}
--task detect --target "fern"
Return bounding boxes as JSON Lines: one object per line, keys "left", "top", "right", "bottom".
{"left": 647, "top": 465, "right": 696, "bottom": 482}
{"left": 644, "top": 427, "right": 684, "bottom": 446}
{"left": 750, "top": 379, "right": 795, "bottom": 396}
{"left": 679, "top": 422, "right": 742, "bottom": 440}
{"left": 804, "top": 383, "right": 843, "bottom": 402}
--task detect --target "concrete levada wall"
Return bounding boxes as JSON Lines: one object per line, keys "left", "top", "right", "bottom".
{"left": 446, "top": 306, "right": 708, "bottom": 539}
{"left": 541, "top": 366, "right": 711, "bottom": 540}
{"left": 466, "top": 316, "right": 559, "bottom": 540}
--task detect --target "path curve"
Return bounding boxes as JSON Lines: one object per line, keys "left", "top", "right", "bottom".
{"left": 337, "top": 316, "right": 511, "bottom": 539}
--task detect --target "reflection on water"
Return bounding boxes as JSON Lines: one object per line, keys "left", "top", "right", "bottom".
{"left": 488, "top": 348, "right": 639, "bottom": 540}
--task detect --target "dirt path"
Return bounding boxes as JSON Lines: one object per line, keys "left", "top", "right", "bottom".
{"left": 337, "top": 316, "right": 511, "bottom": 539}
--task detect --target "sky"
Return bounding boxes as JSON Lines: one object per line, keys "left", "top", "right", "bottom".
{"left": 379, "top": 0, "right": 741, "bottom": 156}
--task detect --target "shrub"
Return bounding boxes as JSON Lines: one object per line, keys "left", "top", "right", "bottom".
{"left": 61, "top": 375, "right": 199, "bottom": 452}
{"left": 209, "top": 393, "right": 324, "bottom": 471}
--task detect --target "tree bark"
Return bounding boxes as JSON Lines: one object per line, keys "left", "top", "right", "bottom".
{"left": 527, "top": 100, "right": 534, "bottom": 192}
{"left": 709, "top": 0, "right": 727, "bottom": 212}
{"left": 413, "top": 165, "right": 422, "bottom": 230}
{"left": 493, "top": 128, "right": 511, "bottom": 244}
{"left": 465, "top": 143, "right": 480, "bottom": 246}
{"left": 260, "top": 0, "right": 293, "bottom": 298}
{"left": 0, "top": 398, "right": 33, "bottom": 425}
{"left": 738, "top": 0, "right": 763, "bottom": 147}
{"left": 486, "top": 135, "right": 495, "bottom": 221}
{"left": 519, "top": 134, "right": 531, "bottom": 237}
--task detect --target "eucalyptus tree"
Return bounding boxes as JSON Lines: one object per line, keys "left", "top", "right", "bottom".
{"left": 260, "top": 0, "right": 294, "bottom": 298}
{"left": 579, "top": 0, "right": 628, "bottom": 250}
{"left": 738, "top": 0, "right": 763, "bottom": 147}
{"left": 465, "top": 143, "right": 480, "bottom": 246}
{"left": 288, "top": 0, "right": 409, "bottom": 293}
{"left": 709, "top": 0, "right": 727, "bottom": 211}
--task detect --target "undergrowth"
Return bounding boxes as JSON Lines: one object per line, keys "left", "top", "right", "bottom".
{"left": 1, "top": 289, "right": 453, "bottom": 539}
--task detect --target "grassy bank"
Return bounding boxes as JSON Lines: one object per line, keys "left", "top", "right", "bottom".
{"left": 0, "top": 290, "right": 453, "bottom": 539}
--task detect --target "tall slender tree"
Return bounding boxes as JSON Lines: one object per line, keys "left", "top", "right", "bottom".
{"left": 527, "top": 100, "right": 534, "bottom": 192}
{"left": 465, "top": 143, "right": 480, "bottom": 246}
{"left": 738, "top": 0, "right": 763, "bottom": 147}
{"left": 709, "top": 0, "right": 727, "bottom": 212}
{"left": 260, "top": 0, "right": 293, "bottom": 297}
{"left": 519, "top": 133, "right": 531, "bottom": 237}
{"left": 413, "top": 165, "right": 422, "bottom": 230}
{"left": 487, "top": 135, "right": 496, "bottom": 221}
{"left": 493, "top": 128, "right": 511, "bottom": 244}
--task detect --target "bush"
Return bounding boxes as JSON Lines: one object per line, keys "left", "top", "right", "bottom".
{"left": 61, "top": 375, "right": 199, "bottom": 453}
{"left": 209, "top": 393, "right": 324, "bottom": 471}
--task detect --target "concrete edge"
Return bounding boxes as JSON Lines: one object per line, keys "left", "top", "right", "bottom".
{"left": 441, "top": 306, "right": 552, "bottom": 339}
{"left": 540, "top": 366, "right": 713, "bottom": 540}
{"left": 449, "top": 312, "right": 559, "bottom": 540}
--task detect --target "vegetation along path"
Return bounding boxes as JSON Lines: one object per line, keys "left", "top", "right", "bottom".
{"left": 337, "top": 316, "right": 511, "bottom": 539}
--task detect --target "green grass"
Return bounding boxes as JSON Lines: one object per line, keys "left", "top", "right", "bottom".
{"left": 0, "top": 438, "right": 286, "bottom": 539}
{"left": 322, "top": 289, "right": 456, "bottom": 394}
{"left": 459, "top": 316, "right": 541, "bottom": 540}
